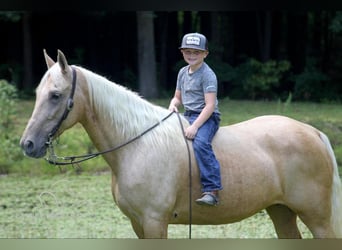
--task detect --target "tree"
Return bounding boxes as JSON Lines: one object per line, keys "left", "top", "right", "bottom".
{"left": 256, "top": 11, "right": 272, "bottom": 62}
{"left": 136, "top": 11, "right": 158, "bottom": 98}
{"left": 22, "top": 11, "right": 33, "bottom": 93}
{"left": 0, "top": 11, "right": 33, "bottom": 92}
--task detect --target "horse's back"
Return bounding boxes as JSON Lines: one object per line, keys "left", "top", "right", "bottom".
{"left": 215, "top": 115, "right": 330, "bottom": 184}
{"left": 215, "top": 115, "right": 322, "bottom": 156}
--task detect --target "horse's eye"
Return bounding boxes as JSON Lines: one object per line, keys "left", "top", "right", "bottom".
{"left": 50, "top": 92, "right": 61, "bottom": 101}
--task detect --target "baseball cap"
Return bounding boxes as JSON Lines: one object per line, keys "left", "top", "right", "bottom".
{"left": 179, "top": 33, "right": 208, "bottom": 51}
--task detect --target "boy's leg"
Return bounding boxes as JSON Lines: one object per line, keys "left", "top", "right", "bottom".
{"left": 188, "top": 114, "right": 222, "bottom": 196}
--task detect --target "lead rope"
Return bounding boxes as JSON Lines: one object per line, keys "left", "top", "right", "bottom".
{"left": 175, "top": 112, "right": 192, "bottom": 239}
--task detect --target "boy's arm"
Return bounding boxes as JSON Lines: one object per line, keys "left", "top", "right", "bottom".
{"left": 168, "top": 90, "right": 182, "bottom": 112}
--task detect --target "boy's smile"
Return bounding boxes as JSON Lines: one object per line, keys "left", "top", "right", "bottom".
{"left": 181, "top": 49, "right": 208, "bottom": 73}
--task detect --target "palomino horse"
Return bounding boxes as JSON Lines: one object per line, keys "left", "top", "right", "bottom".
{"left": 20, "top": 50, "right": 342, "bottom": 238}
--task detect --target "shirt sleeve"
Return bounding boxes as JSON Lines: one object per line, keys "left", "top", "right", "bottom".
{"left": 176, "top": 66, "right": 187, "bottom": 91}
{"left": 202, "top": 70, "right": 218, "bottom": 94}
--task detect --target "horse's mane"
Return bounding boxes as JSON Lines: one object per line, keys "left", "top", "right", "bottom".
{"left": 76, "top": 66, "right": 181, "bottom": 145}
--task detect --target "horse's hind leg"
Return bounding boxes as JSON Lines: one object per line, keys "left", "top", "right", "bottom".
{"left": 130, "top": 218, "right": 144, "bottom": 238}
{"left": 297, "top": 209, "right": 335, "bottom": 238}
{"left": 266, "top": 204, "right": 302, "bottom": 238}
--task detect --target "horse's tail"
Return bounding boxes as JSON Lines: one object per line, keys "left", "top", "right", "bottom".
{"left": 319, "top": 131, "right": 342, "bottom": 237}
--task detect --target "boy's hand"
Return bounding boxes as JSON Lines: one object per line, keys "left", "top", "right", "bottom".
{"left": 168, "top": 105, "right": 178, "bottom": 113}
{"left": 185, "top": 125, "right": 198, "bottom": 140}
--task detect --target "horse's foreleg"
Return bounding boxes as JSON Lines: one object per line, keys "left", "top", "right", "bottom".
{"left": 141, "top": 216, "right": 168, "bottom": 239}
{"left": 266, "top": 204, "right": 302, "bottom": 238}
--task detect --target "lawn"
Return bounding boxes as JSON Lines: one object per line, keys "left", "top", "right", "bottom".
{"left": 0, "top": 173, "right": 312, "bottom": 238}
{"left": 1, "top": 98, "right": 342, "bottom": 238}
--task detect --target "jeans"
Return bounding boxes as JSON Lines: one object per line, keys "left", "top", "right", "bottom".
{"left": 184, "top": 111, "right": 223, "bottom": 193}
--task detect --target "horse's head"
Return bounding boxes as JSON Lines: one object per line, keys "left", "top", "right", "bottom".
{"left": 20, "top": 50, "right": 82, "bottom": 158}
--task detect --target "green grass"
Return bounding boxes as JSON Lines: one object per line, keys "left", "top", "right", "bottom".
{"left": 0, "top": 173, "right": 312, "bottom": 238}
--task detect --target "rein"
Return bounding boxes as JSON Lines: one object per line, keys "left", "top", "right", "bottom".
{"left": 45, "top": 111, "right": 175, "bottom": 165}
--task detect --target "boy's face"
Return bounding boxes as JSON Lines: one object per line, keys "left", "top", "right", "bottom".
{"left": 181, "top": 49, "right": 208, "bottom": 68}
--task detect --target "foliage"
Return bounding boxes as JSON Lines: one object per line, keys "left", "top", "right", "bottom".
{"left": 204, "top": 57, "right": 236, "bottom": 88}
{"left": 330, "top": 11, "right": 342, "bottom": 33}
{"left": 291, "top": 58, "right": 329, "bottom": 101}
{"left": 0, "top": 11, "right": 21, "bottom": 22}
{"left": 0, "top": 62, "right": 23, "bottom": 87}
{"left": 228, "top": 58, "right": 291, "bottom": 100}
{"left": 0, "top": 80, "right": 17, "bottom": 128}
{"left": 174, "top": 56, "right": 291, "bottom": 100}
{"left": 0, "top": 80, "right": 23, "bottom": 174}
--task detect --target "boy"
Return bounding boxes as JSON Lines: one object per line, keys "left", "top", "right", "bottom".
{"left": 168, "top": 32, "right": 222, "bottom": 206}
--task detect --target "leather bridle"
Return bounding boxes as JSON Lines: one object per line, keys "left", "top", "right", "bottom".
{"left": 46, "top": 66, "right": 77, "bottom": 144}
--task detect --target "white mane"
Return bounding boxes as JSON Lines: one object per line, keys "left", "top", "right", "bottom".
{"left": 75, "top": 66, "right": 183, "bottom": 146}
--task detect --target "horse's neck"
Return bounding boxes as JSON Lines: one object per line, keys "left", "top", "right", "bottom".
{"left": 79, "top": 68, "right": 168, "bottom": 157}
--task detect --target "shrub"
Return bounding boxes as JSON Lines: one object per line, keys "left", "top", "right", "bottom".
{"left": 229, "top": 58, "right": 291, "bottom": 100}
{"left": 0, "top": 80, "right": 23, "bottom": 174}
{"left": 291, "top": 58, "right": 329, "bottom": 101}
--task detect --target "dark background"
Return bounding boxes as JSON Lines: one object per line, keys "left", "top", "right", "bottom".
{"left": 1, "top": 10, "right": 342, "bottom": 101}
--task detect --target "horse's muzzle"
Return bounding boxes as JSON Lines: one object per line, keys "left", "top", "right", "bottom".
{"left": 20, "top": 138, "right": 47, "bottom": 158}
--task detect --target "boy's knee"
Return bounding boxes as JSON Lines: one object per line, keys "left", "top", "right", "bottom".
{"left": 192, "top": 138, "right": 208, "bottom": 151}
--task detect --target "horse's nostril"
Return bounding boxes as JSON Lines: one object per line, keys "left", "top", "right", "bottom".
{"left": 24, "top": 140, "right": 34, "bottom": 153}
{"left": 21, "top": 138, "right": 46, "bottom": 158}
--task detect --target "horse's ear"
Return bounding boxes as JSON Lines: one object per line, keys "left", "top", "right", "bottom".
{"left": 57, "top": 49, "right": 70, "bottom": 74}
{"left": 43, "top": 49, "right": 55, "bottom": 69}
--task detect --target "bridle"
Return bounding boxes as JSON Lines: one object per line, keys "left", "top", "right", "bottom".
{"left": 46, "top": 66, "right": 77, "bottom": 144}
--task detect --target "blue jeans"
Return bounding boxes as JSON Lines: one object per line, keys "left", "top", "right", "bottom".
{"left": 185, "top": 111, "right": 223, "bottom": 193}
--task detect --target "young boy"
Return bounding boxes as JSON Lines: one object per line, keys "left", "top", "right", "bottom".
{"left": 168, "top": 32, "right": 222, "bottom": 206}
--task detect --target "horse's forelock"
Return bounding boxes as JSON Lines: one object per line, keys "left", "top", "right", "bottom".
{"left": 38, "top": 65, "right": 71, "bottom": 92}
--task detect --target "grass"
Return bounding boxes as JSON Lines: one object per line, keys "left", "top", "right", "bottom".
{"left": 0, "top": 172, "right": 312, "bottom": 238}
{"left": 2, "top": 98, "right": 342, "bottom": 238}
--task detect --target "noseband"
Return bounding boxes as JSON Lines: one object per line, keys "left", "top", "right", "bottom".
{"left": 46, "top": 66, "right": 77, "bottom": 144}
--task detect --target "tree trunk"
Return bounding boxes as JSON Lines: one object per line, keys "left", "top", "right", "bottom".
{"left": 256, "top": 11, "right": 272, "bottom": 62}
{"left": 136, "top": 11, "right": 158, "bottom": 98}
{"left": 287, "top": 12, "right": 308, "bottom": 73}
{"left": 183, "top": 11, "right": 192, "bottom": 34}
{"left": 158, "top": 12, "right": 169, "bottom": 91}
{"left": 22, "top": 11, "right": 33, "bottom": 93}
{"left": 210, "top": 12, "right": 223, "bottom": 61}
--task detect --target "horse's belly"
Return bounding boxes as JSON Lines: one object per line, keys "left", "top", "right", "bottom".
{"left": 171, "top": 169, "right": 281, "bottom": 225}
{"left": 170, "top": 148, "right": 282, "bottom": 225}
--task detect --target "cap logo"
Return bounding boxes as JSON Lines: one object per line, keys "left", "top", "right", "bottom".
{"left": 186, "top": 36, "right": 200, "bottom": 46}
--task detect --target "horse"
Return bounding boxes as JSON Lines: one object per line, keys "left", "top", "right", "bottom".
{"left": 20, "top": 50, "right": 342, "bottom": 238}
